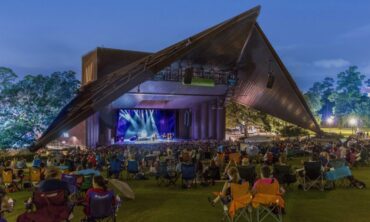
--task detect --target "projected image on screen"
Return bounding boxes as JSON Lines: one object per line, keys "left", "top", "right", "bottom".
{"left": 116, "top": 109, "right": 176, "bottom": 141}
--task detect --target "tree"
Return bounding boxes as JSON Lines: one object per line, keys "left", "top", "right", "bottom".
{"left": 303, "top": 82, "right": 323, "bottom": 123}
{"left": 366, "top": 78, "right": 370, "bottom": 87}
{"left": 0, "top": 67, "right": 17, "bottom": 91}
{"left": 318, "top": 77, "right": 335, "bottom": 123}
{"left": 0, "top": 70, "right": 80, "bottom": 148}
{"left": 225, "top": 102, "right": 285, "bottom": 135}
{"left": 334, "top": 66, "right": 367, "bottom": 126}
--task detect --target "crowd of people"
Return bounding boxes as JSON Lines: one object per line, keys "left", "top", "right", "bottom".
{"left": 0, "top": 136, "right": 368, "bottom": 221}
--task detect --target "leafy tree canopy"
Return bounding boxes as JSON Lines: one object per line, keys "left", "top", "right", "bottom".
{"left": 304, "top": 66, "right": 370, "bottom": 127}
{"left": 0, "top": 68, "right": 80, "bottom": 148}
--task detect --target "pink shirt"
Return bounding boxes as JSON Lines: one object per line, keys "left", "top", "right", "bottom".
{"left": 252, "top": 178, "right": 275, "bottom": 190}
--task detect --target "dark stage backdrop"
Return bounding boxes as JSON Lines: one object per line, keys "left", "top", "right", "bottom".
{"left": 116, "top": 109, "right": 176, "bottom": 140}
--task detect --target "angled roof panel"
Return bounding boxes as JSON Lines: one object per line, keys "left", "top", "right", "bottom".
{"left": 31, "top": 6, "right": 262, "bottom": 150}
{"left": 233, "top": 24, "right": 320, "bottom": 132}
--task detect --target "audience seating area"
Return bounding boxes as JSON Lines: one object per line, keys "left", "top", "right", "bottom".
{"left": 0, "top": 138, "right": 369, "bottom": 222}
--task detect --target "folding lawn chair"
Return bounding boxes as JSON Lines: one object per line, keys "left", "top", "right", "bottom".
{"left": 303, "top": 161, "right": 324, "bottom": 191}
{"left": 108, "top": 159, "right": 122, "bottom": 179}
{"left": 157, "top": 162, "right": 177, "bottom": 186}
{"left": 17, "top": 189, "right": 74, "bottom": 222}
{"left": 238, "top": 165, "right": 256, "bottom": 187}
{"left": 20, "top": 168, "right": 32, "bottom": 190}
{"left": 13, "top": 169, "right": 27, "bottom": 190}
{"left": 181, "top": 163, "right": 196, "bottom": 188}
{"left": 82, "top": 190, "right": 116, "bottom": 222}
{"left": 206, "top": 165, "right": 220, "bottom": 185}
{"left": 325, "top": 159, "right": 352, "bottom": 188}
{"left": 273, "top": 165, "right": 296, "bottom": 188}
{"left": 2, "top": 170, "right": 18, "bottom": 192}
{"left": 80, "top": 174, "right": 94, "bottom": 192}
{"left": 229, "top": 153, "right": 241, "bottom": 164}
{"left": 61, "top": 174, "right": 78, "bottom": 195}
{"left": 126, "top": 160, "right": 139, "bottom": 180}
{"left": 30, "top": 168, "right": 41, "bottom": 187}
{"left": 252, "top": 179, "right": 284, "bottom": 222}
{"left": 2, "top": 170, "right": 12, "bottom": 187}
{"left": 223, "top": 182, "right": 253, "bottom": 222}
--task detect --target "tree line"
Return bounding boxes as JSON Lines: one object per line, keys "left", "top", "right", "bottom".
{"left": 303, "top": 66, "right": 370, "bottom": 128}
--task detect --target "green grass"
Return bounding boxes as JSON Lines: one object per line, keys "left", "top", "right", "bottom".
{"left": 321, "top": 127, "right": 370, "bottom": 136}
{"left": 4, "top": 161, "right": 370, "bottom": 222}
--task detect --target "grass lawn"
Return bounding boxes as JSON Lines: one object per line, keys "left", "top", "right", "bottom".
{"left": 321, "top": 127, "right": 370, "bottom": 137}
{"left": 4, "top": 160, "right": 370, "bottom": 222}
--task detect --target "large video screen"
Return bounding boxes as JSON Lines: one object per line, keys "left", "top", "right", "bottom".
{"left": 116, "top": 109, "right": 176, "bottom": 140}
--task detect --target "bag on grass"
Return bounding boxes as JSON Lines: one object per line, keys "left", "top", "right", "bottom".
{"left": 348, "top": 176, "right": 366, "bottom": 189}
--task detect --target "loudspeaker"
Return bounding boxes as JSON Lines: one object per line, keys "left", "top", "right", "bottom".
{"left": 266, "top": 74, "right": 275, "bottom": 89}
{"left": 183, "top": 68, "right": 193, "bottom": 84}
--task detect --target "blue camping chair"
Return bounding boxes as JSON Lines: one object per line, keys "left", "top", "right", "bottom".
{"left": 61, "top": 174, "right": 78, "bottom": 195}
{"left": 83, "top": 190, "right": 116, "bottom": 222}
{"left": 181, "top": 164, "right": 196, "bottom": 188}
{"left": 326, "top": 159, "right": 352, "bottom": 187}
{"left": 157, "top": 162, "right": 177, "bottom": 186}
{"left": 127, "top": 160, "right": 139, "bottom": 180}
{"left": 109, "top": 159, "right": 122, "bottom": 179}
{"left": 32, "top": 159, "right": 42, "bottom": 168}
{"left": 326, "top": 166, "right": 352, "bottom": 181}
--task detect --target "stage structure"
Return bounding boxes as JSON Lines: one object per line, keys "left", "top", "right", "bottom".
{"left": 31, "top": 6, "right": 321, "bottom": 150}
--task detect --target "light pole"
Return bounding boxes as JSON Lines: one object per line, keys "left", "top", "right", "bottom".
{"left": 326, "top": 116, "right": 334, "bottom": 127}
{"left": 349, "top": 117, "right": 358, "bottom": 135}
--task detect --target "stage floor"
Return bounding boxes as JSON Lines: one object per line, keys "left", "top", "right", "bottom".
{"left": 119, "top": 138, "right": 186, "bottom": 145}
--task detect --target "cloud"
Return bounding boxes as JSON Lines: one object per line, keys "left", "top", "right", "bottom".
{"left": 275, "top": 44, "right": 299, "bottom": 51}
{"left": 313, "top": 59, "right": 350, "bottom": 69}
{"left": 340, "top": 24, "right": 370, "bottom": 39}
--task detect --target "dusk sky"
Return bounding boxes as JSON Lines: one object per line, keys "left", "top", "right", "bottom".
{"left": 1, "top": 0, "right": 370, "bottom": 91}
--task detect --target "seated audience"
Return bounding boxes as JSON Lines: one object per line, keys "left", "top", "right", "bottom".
{"left": 38, "top": 167, "right": 70, "bottom": 195}
{"left": 84, "top": 176, "right": 116, "bottom": 217}
{"left": 208, "top": 167, "right": 242, "bottom": 207}
{"left": 253, "top": 165, "right": 285, "bottom": 195}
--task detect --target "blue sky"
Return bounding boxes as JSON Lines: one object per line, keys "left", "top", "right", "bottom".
{"left": 1, "top": 0, "right": 369, "bottom": 91}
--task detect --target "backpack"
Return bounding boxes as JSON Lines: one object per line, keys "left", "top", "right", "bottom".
{"left": 349, "top": 177, "right": 366, "bottom": 189}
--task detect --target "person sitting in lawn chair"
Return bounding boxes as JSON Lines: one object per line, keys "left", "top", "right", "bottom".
{"left": 211, "top": 176, "right": 253, "bottom": 222}
{"left": 83, "top": 176, "right": 119, "bottom": 222}
{"left": 157, "top": 160, "right": 178, "bottom": 186}
{"left": 38, "top": 167, "right": 70, "bottom": 195}
{"left": 17, "top": 168, "right": 74, "bottom": 222}
{"left": 2, "top": 169, "right": 18, "bottom": 193}
{"left": 32, "top": 155, "right": 42, "bottom": 169}
{"left": 238, "top": 158, "right": 257, "bottom": 187}
{"left": 108, "top": 155, "right": 122, "bottom": 179}
{"left": 203, "top": 160, "right": 220, "bottom": 186}
{"left": 252, "top": 166, "right": 285, "bottom": 222}
{"left": 297, "top": 155, "right": 324, "bottom": 191}
{"left": 208, "top": 167, "right": 244, "bottom": 207}
{"left": 273, "top": 156, "right": 296, "bottom": 189}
